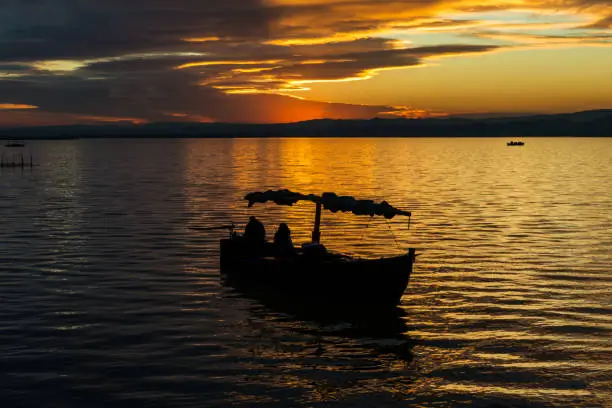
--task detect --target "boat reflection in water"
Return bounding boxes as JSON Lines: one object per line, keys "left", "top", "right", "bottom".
{"left": 221, "top": 273, "right": 415, "bottom": 366}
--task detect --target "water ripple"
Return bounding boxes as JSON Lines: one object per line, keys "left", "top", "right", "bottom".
{"left": 1, "top": 138, "right": 610, "bottom": 407}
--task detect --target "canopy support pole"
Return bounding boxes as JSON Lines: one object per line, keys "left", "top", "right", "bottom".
{"left": 312, "top": 202, "right": 322, "bottom": 243}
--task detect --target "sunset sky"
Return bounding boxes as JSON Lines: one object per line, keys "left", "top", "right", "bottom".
{"left": 0, "top": 0, "right": 611, "bottom": 125}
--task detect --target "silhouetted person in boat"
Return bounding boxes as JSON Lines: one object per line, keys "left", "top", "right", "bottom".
{"left": 244, "top": 216, "right": 266, "bottom": 246}
{"left": 274, "top": 223, "right": 295, "bottom": 256}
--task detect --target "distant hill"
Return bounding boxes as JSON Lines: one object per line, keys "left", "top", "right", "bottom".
{"left": 1, "top": 109, "right": 611, "bottom": 139}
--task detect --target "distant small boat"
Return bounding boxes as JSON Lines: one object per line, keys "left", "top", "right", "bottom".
{"left": 4, "top": 140, "right": 25, "bottom": 148}
{"left": 507, "top": 141, "right": 525, "bottom": 146}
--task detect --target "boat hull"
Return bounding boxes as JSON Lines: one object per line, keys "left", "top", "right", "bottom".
{"left": 220, "top": 239, "right": 415, "bottom": 307}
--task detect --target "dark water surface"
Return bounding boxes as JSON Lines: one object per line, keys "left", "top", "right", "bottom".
{"left": 1, "top": 138, "right": 610, "bottom": 407}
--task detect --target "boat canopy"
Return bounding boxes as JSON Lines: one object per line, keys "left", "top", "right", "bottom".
{"left": 245, "top": 189, "right": 411, "bottom": 219}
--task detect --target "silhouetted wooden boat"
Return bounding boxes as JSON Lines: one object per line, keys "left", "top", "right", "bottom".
{"left": 217, "top": 190, "right": 417, "bottom": 307}
{"left": 507, "top": 141, "right": 525, "bottom": 146}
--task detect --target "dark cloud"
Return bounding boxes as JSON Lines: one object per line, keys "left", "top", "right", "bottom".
{"left": 0, "top": 69, "right": 398, "bottom": 123}
{"left": 0, "top": 0, "right": 276, "bottom": 62}
{"left": 0, "top": 62, "right": 33, "bottom": 74}
{"left": 0, "top": 70, "right": 208, "bottom": 119}
{"left": 83, "top": 56, "right": 202, "bottom": 75}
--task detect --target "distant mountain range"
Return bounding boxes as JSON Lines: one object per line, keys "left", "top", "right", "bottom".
{"left": 1, "top": 109, "right": 611, "bottom": 139}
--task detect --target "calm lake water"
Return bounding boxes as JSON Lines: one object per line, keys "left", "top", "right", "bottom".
{"left": 1, "top": 138, "right": 610, "bottom": 407}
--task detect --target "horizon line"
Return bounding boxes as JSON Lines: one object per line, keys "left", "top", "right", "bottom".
{"left": 2, "top": 108, "right": 611, "bottom": 130}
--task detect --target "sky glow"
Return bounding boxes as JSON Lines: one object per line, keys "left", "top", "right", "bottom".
{"left": 0, "top": 0, "right": 610, "bottom": 125}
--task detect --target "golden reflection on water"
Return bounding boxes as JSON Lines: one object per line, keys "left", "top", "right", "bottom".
{"left": 222, "top": 138, "right": 409, "bottom": 256}
{"left": 180, "top": 137, "right": 611, "bottom": 406}
{"left": 439, "top": 383, "right": 593, "bottom": 397}
{"left": 3, "top": 138, "right": 611, "bottom": 407}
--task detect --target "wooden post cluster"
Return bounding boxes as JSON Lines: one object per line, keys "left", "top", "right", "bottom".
{"left": 0, "top": 143, "right": 34, "bottom": 168}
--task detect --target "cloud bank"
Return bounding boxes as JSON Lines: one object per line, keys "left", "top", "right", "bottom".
{"left": 0, "top": 0, "right": 610, "bottom": 124}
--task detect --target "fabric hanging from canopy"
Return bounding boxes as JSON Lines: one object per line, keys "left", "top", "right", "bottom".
{"left": 245, "top": 189, "right": 411, "bottom": 219}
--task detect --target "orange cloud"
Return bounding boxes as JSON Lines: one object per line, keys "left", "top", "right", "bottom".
{"left": 182, "top": 37, "right": 221, "bottom": 43}
{"left": 0, "top": 111, "right": 147, "bottom": 127}
{"left": 165, "top": 112, "right": 215, "bottom": 122}
{"left": 377, "top": 107, "right": 449, "bottom": 119}
{"left": 178, "top": 44, "right": 498, "bottom": 95}
{"left": 76, "top": 115, "right": 148, "bottom": 125}
{"left": 177, "top": 60, "right": 283, "bottom": 70}
{"left": 0, "top": 104, "right": 38, "bottom": 110}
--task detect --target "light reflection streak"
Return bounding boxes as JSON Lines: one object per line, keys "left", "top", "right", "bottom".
{"left": 178, "top": 138, "right": 611, "bottom": 406}
{"left": 438, "top": 383, "right": 592, "bottom": 397}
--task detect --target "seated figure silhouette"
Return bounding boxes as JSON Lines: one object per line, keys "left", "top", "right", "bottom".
{"left": 274, "top": 223, "right": 295, "bottom": 256}
{"left": 244, "top": 216, "right": 266, "bottom": 247}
